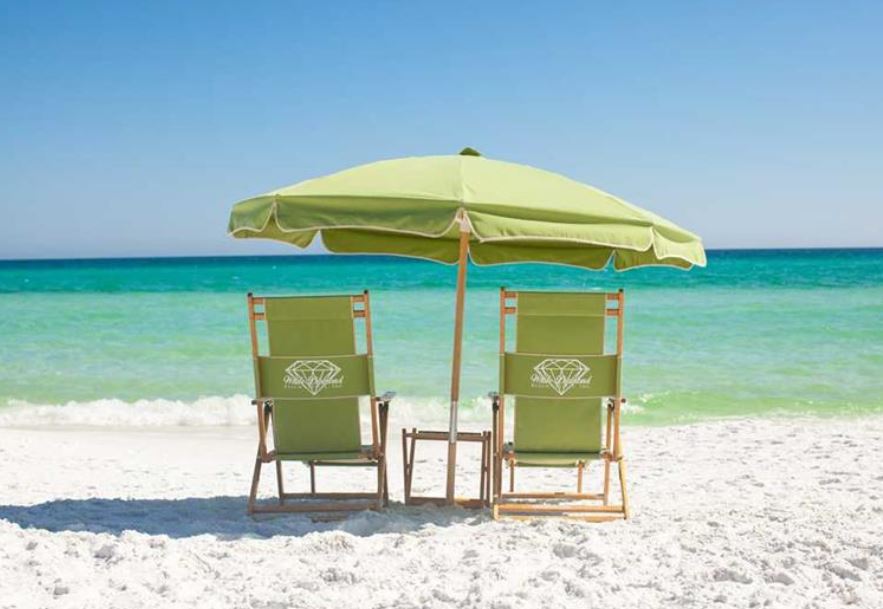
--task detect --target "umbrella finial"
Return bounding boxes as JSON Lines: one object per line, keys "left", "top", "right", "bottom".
{"left": 458, "top": 147, "right": 482, "bottom": 157}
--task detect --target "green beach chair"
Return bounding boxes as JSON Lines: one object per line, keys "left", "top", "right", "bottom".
{"left": 246, "top": 292, "right": 394, "bottom": 514}
{"left": 490, "top": 289, "right": 629, "bottom": 521}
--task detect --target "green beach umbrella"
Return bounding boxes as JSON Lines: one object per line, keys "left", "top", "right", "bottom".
{"left": 228, "top": 148, "right": 705, "bottom": 504}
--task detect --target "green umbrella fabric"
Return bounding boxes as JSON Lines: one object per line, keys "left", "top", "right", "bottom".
{"left": 228, "top": 150, "right": 706, "bottom": 270}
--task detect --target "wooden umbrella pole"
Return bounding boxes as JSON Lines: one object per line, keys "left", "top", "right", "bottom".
{"left": 446, "top": 214, "right": 471, "bottom": 504}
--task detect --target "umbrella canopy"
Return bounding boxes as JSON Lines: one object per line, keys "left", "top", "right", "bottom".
{"left": 228, "top": 148, "right": 706, "bottom": 270}
{"left": 229, "top": 148, "right": 705, "bottom": 505}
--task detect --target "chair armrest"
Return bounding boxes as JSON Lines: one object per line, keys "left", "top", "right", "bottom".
{"left": 377, "top": 391, "right": 396, "bottom": 404}
{"left": 251, "top": 397, "right": 274, "bottom": 407}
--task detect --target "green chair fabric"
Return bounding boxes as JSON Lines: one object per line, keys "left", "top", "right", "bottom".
{"left": 257, "top": 355, "right": 374, "bottom": 399}
{"left": 503, "top": 292, "right": 612, "bottom": 462}
{"left": 264, "top": 296, "right": 356, "bottom": 356}
{"left": 275, "top": 447, "right": 373, "bottom": 462}
{"left": 502, "top": 353, "right": 619, "bottom": 399}
{"left": 256, "top": 295, "right": 370, "bottom": 459}
{"left": 502, "top": 443, "right": 604, "bottom": 466}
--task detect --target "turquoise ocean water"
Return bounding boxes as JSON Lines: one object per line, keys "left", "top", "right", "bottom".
{"left": 0, "top": 249, "right": 881, "bottom": 426}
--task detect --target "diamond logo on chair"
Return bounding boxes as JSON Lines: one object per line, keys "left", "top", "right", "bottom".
{"left": 530, "top": 358, "right": 592, "bottom": 395}
{"left": 283, "top": 359, "right": 344, "bottom": 395}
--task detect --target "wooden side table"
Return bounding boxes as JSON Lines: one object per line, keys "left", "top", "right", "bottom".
{"left": 401, "top": 429, "right": 491, "bottom": 508}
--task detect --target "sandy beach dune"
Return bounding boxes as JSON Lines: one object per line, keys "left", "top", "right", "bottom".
{"left": 2, "top": 415, "right": 882, "bottom": 608}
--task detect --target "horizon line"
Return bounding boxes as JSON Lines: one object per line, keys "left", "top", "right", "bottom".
{"left": 1, "top": 246, "right": 882, "bottom": 265}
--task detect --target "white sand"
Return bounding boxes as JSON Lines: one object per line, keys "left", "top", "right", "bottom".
{"left": 2, "top": 414, "right": 882, "bottom": 608}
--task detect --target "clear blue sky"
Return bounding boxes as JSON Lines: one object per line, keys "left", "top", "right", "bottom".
{"left": 1, "top": 1, "right": 881, "bottom": 259}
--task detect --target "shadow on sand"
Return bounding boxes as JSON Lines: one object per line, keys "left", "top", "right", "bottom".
{"left": 0, "top": 496, "right": 486, "bottom": 539}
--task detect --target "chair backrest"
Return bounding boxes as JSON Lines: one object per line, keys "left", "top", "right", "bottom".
{"left": 499, "top": 289, "right": 624, "bottom": 454}
{"left": 248, "top": 293, "right": 376, "bottom": 456}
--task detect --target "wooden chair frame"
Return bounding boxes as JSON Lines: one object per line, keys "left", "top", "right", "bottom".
{"left": 246, "top": 291, "right": 392, "bottom": 514}
{"left": 490, "top": 288, "right": 630, "bottom": 522}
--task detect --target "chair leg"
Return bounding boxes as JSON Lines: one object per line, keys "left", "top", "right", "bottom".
{"left": 603, "top": 458, "right": 612, "bottom": 505}
{"left": 309, "top": 462, "right": 316, "bottom": 494}
{"left": 400, "top": 429, "right": 409, "bottom": 502}
{"left": 618, "top": 459, "right": 630, "bottom": 519}
{"left": 479, "top": 436, "right": 487, "bottom": 503}
{"left": 275, "top": 460, "right": 285, "bottom": 504}
{"left": 495, "top": 453, "right": 503, "bottom": 500}
{"left": 379, "top": 402, "right": 389, "bottom": 508}
{"left": 492, "top": 404, "right": 504, "bottom": 501}
{"left": 403, "top": 428, "right": 417, "bottom": 502}
{"left": 375, "top": 459, "right": 386, "bottom": 510}
{"left": 509, "top": 462, "right": 515, "bottom": 492}
{"left": 484, "top": 433, "right": 492, "bottom": 506}
{"left": 248, "top": 455, "right": 262, "bottom": 514}
{"left": 577, "top": 462, "right": 584, "bottom": 493}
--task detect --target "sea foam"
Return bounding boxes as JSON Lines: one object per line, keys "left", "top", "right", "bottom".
{"left": 0, "top": 395, "right": 495, "bottom": 428}
{"left": 0, "top": 395, "right": 256, "bottom": 427}
{"left": 0, "top": 393, "right": 643, "bottom": 428}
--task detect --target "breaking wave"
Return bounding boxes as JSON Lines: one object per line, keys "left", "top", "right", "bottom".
{"left": 0, "top": 395, "right": 257, "bottom": 427}
{"left": 0, "top": 394, "right": 643, "bottom": 428}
